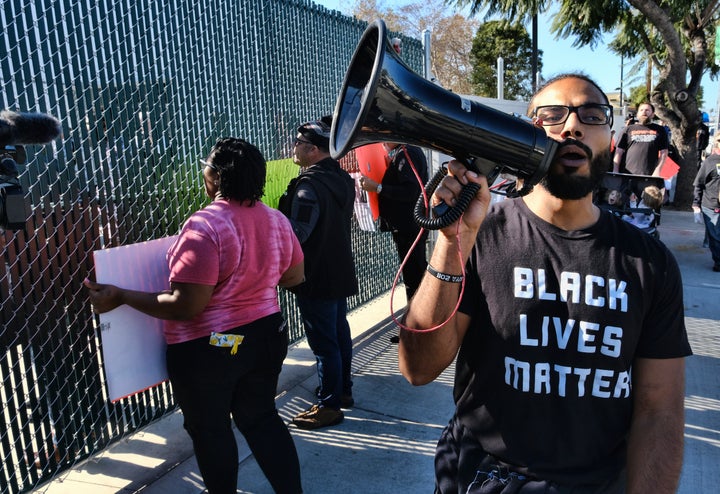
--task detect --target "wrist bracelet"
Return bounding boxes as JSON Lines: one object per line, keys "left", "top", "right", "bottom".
{"left": 426, "top": 264, "right": 463, "bottom": 283}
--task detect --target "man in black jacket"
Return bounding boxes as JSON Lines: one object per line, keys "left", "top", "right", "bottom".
{"left": 361, "top": 143, "right": 428, "bottom": 343}
{"left": 279, "top": 119, "right": 358, "bottom": 430}
{"left": 360, "top": 143, "right": 428, "bottom": 296}
{"left": 693, "top": 133, "right": 720, "bottom": 272}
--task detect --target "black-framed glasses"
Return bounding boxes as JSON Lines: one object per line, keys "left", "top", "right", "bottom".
{"left": 533, "top": 104, "right": 613, "bottom": 126}
{"left": 294, "top": 138, "right": 314, "bottom": 147}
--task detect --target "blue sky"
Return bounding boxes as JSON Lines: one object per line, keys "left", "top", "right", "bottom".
{"left": 313, "top": 0, "right": 719, "bottom": 120}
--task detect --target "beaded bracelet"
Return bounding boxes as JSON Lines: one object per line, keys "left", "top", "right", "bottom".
{"left": 426, "top": 264, "right": 464, "bottom": 283}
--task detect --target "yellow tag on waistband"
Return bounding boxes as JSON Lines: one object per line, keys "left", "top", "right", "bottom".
{"left": 209, "top": 332, "right": 245, "bottom": 354}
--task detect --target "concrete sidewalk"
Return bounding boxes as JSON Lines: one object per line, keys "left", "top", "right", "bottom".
{"left": 657, "top": 209, "right": 720, "bottom": 494}
{"left": 36, "top": 210, "right": 720, "bottom": 494}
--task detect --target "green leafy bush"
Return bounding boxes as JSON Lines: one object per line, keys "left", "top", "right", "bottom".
{"left": 263, "top": 158, "right": 298, "bottom": 209}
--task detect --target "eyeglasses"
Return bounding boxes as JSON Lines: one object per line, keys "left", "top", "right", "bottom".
{"left": 199, "top": 158, "right": 217, "bottom": 171}
{"left": 533, "top": 104, "right": 613, "bottom": 126}
{"left": 294, "top": 138, "right": 314, "bottom": 147}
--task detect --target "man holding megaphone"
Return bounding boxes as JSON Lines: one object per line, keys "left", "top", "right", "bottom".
{"left": 398, "top": 74, "right": 690, "bottom": 494}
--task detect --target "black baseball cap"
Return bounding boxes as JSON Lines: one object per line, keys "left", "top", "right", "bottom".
{"left": 297, "top": 119, "right": 331, "bottom": 149}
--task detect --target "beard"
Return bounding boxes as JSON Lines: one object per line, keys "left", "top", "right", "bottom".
{"left": 538, "top": 140, "right": 611, "bottom": 200}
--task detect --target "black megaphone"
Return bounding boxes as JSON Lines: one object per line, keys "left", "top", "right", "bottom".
{"left": 330, "top": 19, "right": 558, "bottom": 230}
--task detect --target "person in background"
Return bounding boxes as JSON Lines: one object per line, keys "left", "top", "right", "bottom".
{"left": 391, "top": 37, "right": 402, "bottom": 55}
{"left": 613, "top": 102, "right": 668, "bottom": 177}
{"left": 697, "top": 114, "right": 710, "bottom": 166}
{"left": 85, "top": 138, "right": 305, "bottom": 494}
{"left": 279, "top": 119, "right": 358, "bottom": 430}
{"left": 400, "top": 73, "right": 690, "bottom": 493}
{"left": 657, "top": 119, "right": 679, "bottom": 205}
{"left": 360, "top": 142, "right": 429, "bottom": 343}
{"left": 693, "top": 133, "right": 720, "bottom": 272}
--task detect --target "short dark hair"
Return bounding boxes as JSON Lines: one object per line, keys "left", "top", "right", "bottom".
{"left": 528, "top": 73, "right": 610, "bottom": 114}
{"left": 204, "top": 137, "right": 266, "bottom": 204}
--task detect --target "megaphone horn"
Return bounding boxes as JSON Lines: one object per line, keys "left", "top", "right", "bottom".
{"left": 330, "top": 19, "right": 558, "bottom": 230}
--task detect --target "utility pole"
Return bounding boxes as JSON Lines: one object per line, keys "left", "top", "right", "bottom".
{"left": 531, "top": 10, "right": 538, "bottom": 94}
{"left": 497, "top": 57, "right": 504, "bottom": 100}
{"left": 619, "top": 55, "right": 624, "bottom": 113}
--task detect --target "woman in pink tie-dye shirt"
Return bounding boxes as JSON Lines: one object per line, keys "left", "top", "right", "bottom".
{"left": 86, "top": 138, "right": 304, "bottom": 494}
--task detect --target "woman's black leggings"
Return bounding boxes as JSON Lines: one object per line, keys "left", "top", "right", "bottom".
{"left": 166, "top": 313, "right": 302, "bottom": 494}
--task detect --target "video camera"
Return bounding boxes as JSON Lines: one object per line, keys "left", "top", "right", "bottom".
{"left": 0, "top": 144, "right": 30, "bottom": 231}
{"left": 0, "top": 110, "right": 62, "bottom": 232}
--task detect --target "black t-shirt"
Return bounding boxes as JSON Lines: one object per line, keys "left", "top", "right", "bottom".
{"left": 454, "top": 198, "right": 691, "bottom": 486}
{"left": 615, "top": 122, "right": 669, "bottom": 175}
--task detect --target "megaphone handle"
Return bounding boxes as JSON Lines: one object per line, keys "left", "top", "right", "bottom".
{"left": 414, "top": 166, "right": 484, "bottom": 231}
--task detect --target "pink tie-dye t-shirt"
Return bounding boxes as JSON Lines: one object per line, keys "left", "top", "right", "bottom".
{"left": 163, "top": 199, "right": 303, "bottom": 344}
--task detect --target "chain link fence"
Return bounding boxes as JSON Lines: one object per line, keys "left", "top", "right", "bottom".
{"left": 0, "top": 1, "right": 424, "bottom": 492}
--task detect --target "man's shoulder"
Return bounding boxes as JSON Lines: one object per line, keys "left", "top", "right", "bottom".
{"left": 703, "top": 153, "right": 720, "bottom": 163}
{"left": 307, "top": 157, "right": 347, "bottom": 175}
{"left": 700, "top": 153, "right": 720, "bottom": 169}
{"left": 403, "top": 144, "right": 425, "bottom": 157}
{"left": 301, "top": 159, "right": 354, "bottom": 198}
{"left": 301, "top": 158, "right": 343, "bottom": 180}
{"left": 483, "top": 198, "right": 523, "bottom": 225}
{"left": 647, "top": 122, "right": 669, "bottom": 136}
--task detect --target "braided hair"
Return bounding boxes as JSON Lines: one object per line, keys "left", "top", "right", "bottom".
{"left": 204, "top": 137, "right": 266, "bottom": 205}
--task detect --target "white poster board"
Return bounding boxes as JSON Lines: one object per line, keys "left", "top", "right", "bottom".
{"left": 93, "top": 235, "right": 179, "bottom": 402}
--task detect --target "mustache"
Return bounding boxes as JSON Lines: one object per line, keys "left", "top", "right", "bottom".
{"left": 556, "top": 138, "right": 594, "bottom": 160}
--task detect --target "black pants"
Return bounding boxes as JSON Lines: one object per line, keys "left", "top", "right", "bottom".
{"left": 434, "top": 419, "right": 625, "bottom": 494}
{"left": 392, "top": 229, "right": 428, "bottom": 300}
{"left": 166, "top": 313, "right": 302, "bottom": 494}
